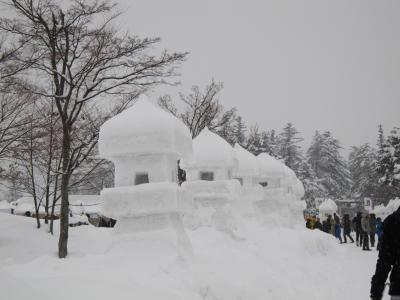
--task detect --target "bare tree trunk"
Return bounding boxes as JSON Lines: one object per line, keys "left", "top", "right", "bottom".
{"left": 58, "top": 124, "right": 71, "bottom": 258}
{"left": 44, "top": 102, "right": 55, "bottom": 224}
{"left": 28, "top": 116, "right": 40, "bottom": 229}
{"left": 49, "top": 175, "right": 59, "bottom": 235}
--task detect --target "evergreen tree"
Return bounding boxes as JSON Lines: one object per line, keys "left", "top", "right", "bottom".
{"left": 307, "top": 131, "right": 351, "bottom": 199}
{"left": 233, "top": 116, "right": 247, "bottom": 146}
{"left": 260, "top": 129, "right": 280, "bottom": 158}
{"left": 246, "top": 124, "right": 263, "bottom": 155}
{"left": 376, "top": 127, "right": 400, "bottom": 196}
{"left": 348, "top": 144, "right": 379, "bottom": 199}
{"left": 377, "top": 124, "right": 385, "bottom": 153}
{"left": 278, "top": 123, "right": 303, "bottom": 170}
{"left": 294, "top": 155, "right": 324, "bottom": 208}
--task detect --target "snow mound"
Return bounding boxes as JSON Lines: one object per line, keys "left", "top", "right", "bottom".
{"left": 99, "top": 95, "right": 192, "bottom": 158}
{"left": 0, "top": 211, "right": 378, "bottom": 300}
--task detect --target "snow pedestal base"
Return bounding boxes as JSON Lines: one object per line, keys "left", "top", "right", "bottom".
{"left": 235, "top": 185, "right": 264, "bottom": 219}
{"left": 100, "top": 183, "right": 193, "bottom": 259}
{"left": 255, "top": 188, "right": 305, "bottom": 228}
{"left": 181, "top": 180, "right": 240, "bottom": 235}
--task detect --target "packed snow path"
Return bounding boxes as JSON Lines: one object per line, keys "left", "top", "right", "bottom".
{"left": 0, "top": 213, "right": 388, "bottom": 300}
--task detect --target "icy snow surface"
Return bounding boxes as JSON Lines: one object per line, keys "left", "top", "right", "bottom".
{"left": 99, "top": 95, "right": 192, "bottom": 158}
{"left": 0, "top": 212, "right": 386, "bottom": 300}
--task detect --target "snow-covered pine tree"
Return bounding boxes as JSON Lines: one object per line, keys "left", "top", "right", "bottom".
{"left": 294, "top": 157, "right": 324, "bottom": 208}
{"left": 307, "top": 131, "right": 351, "bottom": 199}
{"left": 278, "top": 123, "right": 303, "bottom": 170}
{"left": 377, "top": 124, "right": 385, "bottom": 153}
{"left": 376, "top": 127, "right": 400, "bottom": 196}
{"left": 246, "top": 124, "right": 264, "bottom": 155}
{"left": 233, "top": 116, "right": 247, "bottom": 146}
{"left": 348, "top": 143, "right": 379, "bottom": 200}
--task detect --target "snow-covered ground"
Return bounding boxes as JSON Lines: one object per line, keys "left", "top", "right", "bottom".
{"left": 0, "top": 212, "right": 387, "bottom": 300}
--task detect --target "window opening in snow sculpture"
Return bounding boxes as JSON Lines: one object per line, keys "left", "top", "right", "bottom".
{"left": 200, "top": 171, "right": 214, "bottom": 181}
{"left": 98, "top": 95, "right": 194, "bottom": 257}
{"left": 134, "top": 173, "right": 149, "bottom": 185}
{"left": 181, "top": 128, "right": 240, "bottom": 233}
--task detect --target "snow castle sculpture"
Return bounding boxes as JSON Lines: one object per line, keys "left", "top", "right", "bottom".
{"left": 98, "top": 95, "right": 193, "bottom": 256}
{"left": 181, "top": 128, "right": 240, "bottom": 232}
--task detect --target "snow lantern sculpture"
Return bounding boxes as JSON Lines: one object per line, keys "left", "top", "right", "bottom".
{"left": 232, "top": 144, "right": 263, "bottom": 215}
{"left": 318, "top": 199, "right": 338, "bottom": 220}
{"left": 98, "top": 95, "right": 193, "bottom": 255}
{"left": 233, "top": 144, "right": 261, "bottom": 187}
{"left": 257, "top": 153, "right": 286, "bottom": 195}
{"left": 256, "top": 153, "right": 305, "bottom": 225}
{"left": 181, "top": 128, "right": 240, "bottom": 232}
{"left": 183, "top": 127, "right": 237, "bottom": 181}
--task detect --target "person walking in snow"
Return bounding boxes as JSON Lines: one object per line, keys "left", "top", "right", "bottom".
{"left": 370, "top": 213, "right": 377, "bottom": 248}
{"left": 314, "top": 218, "right": 323, "bottom": 231}
{"left": 342, "top": 214, "right": 354, "bottom": 243}
{"left": 326, "top": 215, "right": 333, "bottom": 235}
{"left": 370, "top": 206, "right": 400, "bottom": 300}
{"left": 333, "top": 213, "right": 342, "bottom": 243}
{"left": 322, "top": 220, "right": 328, "bottom": 233}
{"left": 355, "top": 212, "right": 363, "bottom": 247}
{"left": 376, "top": 217, "right": 384, "bottom": 251}
{"left": 361, "top": 211, "right": 371, "bottom": 251}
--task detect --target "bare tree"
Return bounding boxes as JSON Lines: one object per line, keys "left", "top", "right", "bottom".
{"left": 0, "top": 0, "right": 187, "bottom": 258}
{"left": 158, "top": 80, "right": 236, "bottom": 138}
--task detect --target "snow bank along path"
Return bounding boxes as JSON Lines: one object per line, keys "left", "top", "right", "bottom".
{"left": 0, "top": 213, "right": 386, "bottom": 300}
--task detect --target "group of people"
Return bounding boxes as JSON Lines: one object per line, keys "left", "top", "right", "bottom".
{"left": 306, "top": 206, "right": 400, "bottom": 300}
{"left": 305, "top": 211, "right": 384, "bottom": 250}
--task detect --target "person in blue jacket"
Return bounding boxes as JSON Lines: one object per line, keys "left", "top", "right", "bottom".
{"left": 375, "top": 217, "right": 384, "bottom": 251}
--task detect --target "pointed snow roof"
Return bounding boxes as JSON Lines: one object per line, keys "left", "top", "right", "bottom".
{"left": 233, "top": 143, "right": 259, "bottom": 177}
{"left": 181, "top": 127, "right": 237, "bottom": 169}
{"left": 99, "top": 95, "right": 192, "bottom": 158}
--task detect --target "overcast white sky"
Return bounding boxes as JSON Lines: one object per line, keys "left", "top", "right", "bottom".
{"left": 115, "top": 0, "right": 400, "bottom": 154}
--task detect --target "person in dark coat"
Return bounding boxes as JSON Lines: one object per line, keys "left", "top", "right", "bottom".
{"left": 370, "top": 206, "right": 400, "bottom": 300}
{"left": 322, "top": 220, "right": 328, "bottom": 233}
{"left": 370, "top": 213, "right": 377, "bottom": 248}
{"left": 355, "top": 212, "right": 362, "bottom": 246}
{"left": 305, "top": 219, "right": 312, "bottom": 229}
{"left": 376, "top": 217, "right": 384, "bottom": 251}
{"left": 342, "top": 214, "right": 354, "bottom": 243}
{"left": 314, "top": 218, "right": 323, "bottom": 231}
{"left": 333, "top": 213, "right": 342, "bottom": 243}
{"left": 361, "top": 211, "right": 371, "bottom": 251}
{"left": 326, "top": 215, "right": 333, "bottom": 234}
